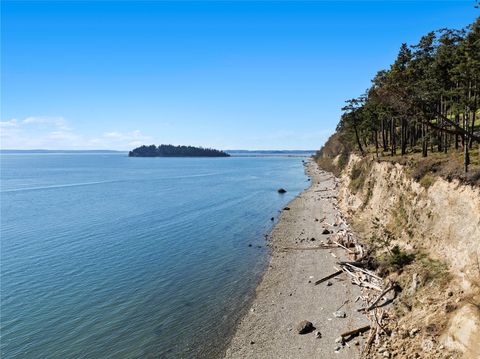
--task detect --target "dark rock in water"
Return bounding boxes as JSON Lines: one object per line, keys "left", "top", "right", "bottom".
{"left": 277, "top": 188, "right": 287, "bottom": 194}
{"left": 283, "top": 207, "right": 290, "bottom": 211}
{"left": 322, "top": 228, "right": 331, "bottom": 234}
{"left": 270, "top": 217, "right": 274, "bottom": 221}
{"left": 307, "top": 178, "right": 311, "bottom": 181}
{"left": 248, "top": 244, "right": 253, "bottom": 247}
{"left": 296, "top": 320, "right": 314, "bottom": 334}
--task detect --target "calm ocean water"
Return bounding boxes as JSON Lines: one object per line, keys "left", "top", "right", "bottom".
{"left": 0, "top": 153, "right": 308, "bottom": 358}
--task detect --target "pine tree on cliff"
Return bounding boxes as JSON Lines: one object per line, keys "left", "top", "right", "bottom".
{"left": 341, "top": 98, "right": 365, "bottom": 156}
{"left": 332, "top": 17, "right": 480, "bottom": 173}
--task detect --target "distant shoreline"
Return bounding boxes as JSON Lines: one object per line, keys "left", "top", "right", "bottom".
{"left": 0, "top": 150, "right": 124, "bottom": 154}
{"left": 0, "top": 149, "right": 315, "bottom": 158}
{"left": 228, "top": 154, "right": 312, "bottom": 158}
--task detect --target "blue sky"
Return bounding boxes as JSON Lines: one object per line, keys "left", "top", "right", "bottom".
{"left": 1, "top": 1, "right": 478, "bottom": 150}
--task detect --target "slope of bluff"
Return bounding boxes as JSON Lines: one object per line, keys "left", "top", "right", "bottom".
{"left": 331, "top": 154, "right": 480, "bottom": 359}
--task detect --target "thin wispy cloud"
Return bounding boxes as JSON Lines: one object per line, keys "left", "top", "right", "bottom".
{"left": 22, "top": 116, "right": 68, "bottom": 128}
{"left": 0, "top": 119, "right": 18, "bottom": 128}
{"left": 0, "top": 116, "right": 153, "bottom": 150}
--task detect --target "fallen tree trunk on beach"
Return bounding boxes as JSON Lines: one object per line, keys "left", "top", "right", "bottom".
{"left": 358, "top": 284, "right": 396, "bottom": 312}
{"left": 314, "top": 270, "right": 343, "bottom": 285}
{"left": 341, "top": 325, "right": 371, "bottom": 339}
{"left": 280, "top": 245, "right": 336, "bottom": 251}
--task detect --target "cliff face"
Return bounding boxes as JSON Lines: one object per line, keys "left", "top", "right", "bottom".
{"left": 336, "top": 154, "right": 480, "bottom": 358}
{"left": 339, "top": 154, "right": 480, "bottom": 286}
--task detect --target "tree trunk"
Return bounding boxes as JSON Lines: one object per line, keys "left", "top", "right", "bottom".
{"left": 464, "top": 113, "right": 470, "bottom": 173}
{"left": 422, "top": 122, "right": 427, "bottom": 157}
{"left": 381, "top": 118, "right": 387, "bottom": 152}
{"left": 391, "top": 118, "right": 395, "bottom": 156}
{"left": 443, "top": 100, "right": 448, "bottom": 153}
{"left": 400, "top": 118, "right": 406, "bottom": 155}
{"left": 437, "top": 101, "right": 442, "bottom": 153}
{"left": 471, "top": 110, "right": 476, "bottom": 149}
{"left": 353, "top": 117, "right": 364, "bottom": 156}
{"left": 455, "top": 113, "right": 460, "bottom": 150}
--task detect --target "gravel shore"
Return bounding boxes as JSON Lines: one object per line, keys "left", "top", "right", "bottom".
{"left": 224, "top": 160, "right": 368, "bottom": 358}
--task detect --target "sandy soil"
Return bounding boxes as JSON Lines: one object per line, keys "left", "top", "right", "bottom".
{"left": 224, "top": 160, "right": 368, "bottom": 359}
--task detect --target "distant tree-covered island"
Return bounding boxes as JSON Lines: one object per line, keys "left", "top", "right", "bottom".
{"left": 128, "top": 144, "right": 230, "bottom": 157}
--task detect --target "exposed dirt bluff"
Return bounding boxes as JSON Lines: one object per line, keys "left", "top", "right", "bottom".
{"left": 335, "top": 154, "right": 480, "bottom": 359}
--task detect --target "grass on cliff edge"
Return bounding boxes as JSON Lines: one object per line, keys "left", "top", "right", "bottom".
{"left": 315, "top": 143, "right": 480, "bottom": 187}
{"left": 377, "top": 148, "right": 480, "bottom": 187}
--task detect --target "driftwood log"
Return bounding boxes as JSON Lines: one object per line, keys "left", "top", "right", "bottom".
{"left": 280, "top": 245, "right": 336, "bottom": 251}
{"left": 358, "top": 284, "right": 396, "bottom": 312}
{"left": 314, "top": 270, "right": 343, "bottom": 285}
{"left": 341, "top": 325, "right": 371, "bottom": 339}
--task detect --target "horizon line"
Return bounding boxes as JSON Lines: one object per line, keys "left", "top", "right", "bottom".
{"left": 0, "top": 148, "right": 317, "bottom": 152}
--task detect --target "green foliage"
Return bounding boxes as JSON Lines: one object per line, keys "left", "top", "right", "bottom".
{"left": 349, "top": 160, "right": 367, "bottom": 193}
{"left": 410, "top": 154, "right": 480, "bottom": 185}
{"left": 129, "top": 144, "right": 230, "bottom": 157}
{"left": 466, "top": 170, "right": 480, "bottom": 185}
{"left": 337, "top": 151, "right": 349, "bottom": 172}
{"left": 389, "top": 245, "right": 415, "bottom": 269}
{"left": 393, "top": 195, "right": 409, "bottom": 226}
{"left": 416, "top": 253, "right": 449, "bottom": 284}
{"left": 315, "top": 157, "right": 340, "bottom": 176}
{"left": 369, "top": 218, "right": 396, "bottom": 250}
{"left": 419, "top": 174, "right": 435, "bottom": 188}
{"left": 411, "top": 157, "right": 446, "bottom": 181}
{"left": 319, "top": 16, "right": 480, "bottom": 174}
{"left": 374, "top": 245, "right": 415, "bottom": 277}
{"left": 314, "top": 132, "right": 352, "bottom": 175}
{"left": 361, "top": 181, "right": 374, "bottom": 209}
{"left": 367, "top": 218, "right": 416, "bottom": 275}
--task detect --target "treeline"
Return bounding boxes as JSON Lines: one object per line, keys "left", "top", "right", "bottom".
{"left": 128, "top": 144, "right": 230, "bottom": 157}
{"left": 331, "top": 17, "right": 479, "bottom": 172}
